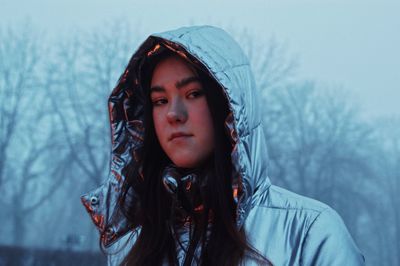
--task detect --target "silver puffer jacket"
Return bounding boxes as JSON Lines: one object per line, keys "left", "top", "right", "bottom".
{"left": 81, "top": 25, "right": 365, "bottom": 265}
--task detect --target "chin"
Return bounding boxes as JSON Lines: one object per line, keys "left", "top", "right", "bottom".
{"left": 172, "top": 160, "right": 197, "bottom": 169}
{"left": 171, "top": 156, "right": 201, "bottom": 169}
{"left": 168, "top": 149, "right": 213, "bottom": 169}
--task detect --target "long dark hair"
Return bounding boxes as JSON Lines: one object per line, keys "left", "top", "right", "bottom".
{"left": 118, "top": 48, "right": 268, "bottom": 265}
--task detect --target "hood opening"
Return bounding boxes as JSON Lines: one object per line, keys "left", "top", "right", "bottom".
{"left": 118, "top": 37, "right": 245, "bottom": 208}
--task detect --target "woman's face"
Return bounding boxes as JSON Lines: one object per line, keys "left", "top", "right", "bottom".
{"left": 150, "top": 55, "right": 215, "bottom": 169}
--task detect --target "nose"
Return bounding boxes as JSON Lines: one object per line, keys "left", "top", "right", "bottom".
{"left": 166, "top": 98, "right": 188, "bottom": 124}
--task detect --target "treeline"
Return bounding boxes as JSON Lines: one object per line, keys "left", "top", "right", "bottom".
{"left": 0, "top": 22, "right": 398, "bottom": 265}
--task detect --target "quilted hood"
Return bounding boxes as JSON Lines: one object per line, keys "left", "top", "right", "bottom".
{"left": 81, "top": 25, "right": 271, "bottom": 248}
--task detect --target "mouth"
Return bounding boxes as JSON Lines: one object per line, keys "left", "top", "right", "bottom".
{"left": 169, "top": 132, "right": 193, "bottom": 141}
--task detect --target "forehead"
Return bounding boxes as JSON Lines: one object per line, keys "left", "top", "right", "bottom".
{"left": 150, "top": 55, "right": 198, "bottom": 83}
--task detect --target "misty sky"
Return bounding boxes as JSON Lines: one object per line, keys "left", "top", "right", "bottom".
{"left": 2, "top": 0, "right": 400, "bottom": 119}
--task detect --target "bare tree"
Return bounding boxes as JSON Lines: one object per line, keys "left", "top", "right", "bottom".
{"left": 47, "top": 21, "right": 138, "bottom": 188}
{"left": 235, "top": 28, "right": 298, "bottom": 92}
{"left": 260, "top": 80, "right": 382, "bottom": 259}
{"left": 372, "top": 117, "right": 400, "bottom": 265}
{"left": 0, "top": 23, "right": 74, "bottom": 245}
{"left": 261, "top": 83, "right": 371, "bottom": 188}
{"left": 39, "top": 21, "right": 141, "bottom": 250}
{"left": 0, "top": 23, "right": 41, "bottom": 187}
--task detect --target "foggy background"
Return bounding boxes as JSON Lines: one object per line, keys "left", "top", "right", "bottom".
{"left": 0, "top": 0, "right": 399, "bottom": 265}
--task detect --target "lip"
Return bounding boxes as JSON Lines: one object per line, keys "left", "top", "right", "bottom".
{"left": 169, "top": 132, "right": 193, "bottom": 141}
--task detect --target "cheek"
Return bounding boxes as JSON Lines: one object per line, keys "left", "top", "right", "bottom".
{"left": 152, "top": 111, "right": 166, "bottom": 141}
{"left": 193, "top": 104, "right": 215, "bottom": 144}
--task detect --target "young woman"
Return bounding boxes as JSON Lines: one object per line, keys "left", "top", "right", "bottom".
{"left": 81, "top": 25, "right": 365, "bottom": 265}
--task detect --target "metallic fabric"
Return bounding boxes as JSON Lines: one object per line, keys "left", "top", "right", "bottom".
{"left": 81, "top": 25, "right": 365, "bottom": 265}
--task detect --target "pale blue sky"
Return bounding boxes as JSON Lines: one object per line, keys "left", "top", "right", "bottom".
{"left": 2, "top": 0, "right": 400, "bottom": 119}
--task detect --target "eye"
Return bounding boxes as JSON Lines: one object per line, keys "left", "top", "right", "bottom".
{"left": 187, "top": 89, "right": 204, "bottom": 99}
{"left": 152, "top": 98, "right": 168, "bottom": 106}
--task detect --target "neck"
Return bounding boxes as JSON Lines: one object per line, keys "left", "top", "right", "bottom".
{"left": 162, "top": 162, "right": 213, "bottom": 225}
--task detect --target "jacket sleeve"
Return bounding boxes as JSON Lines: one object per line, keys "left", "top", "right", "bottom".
{"left": 300, "top": 207, "right": 365, "bottom": 266}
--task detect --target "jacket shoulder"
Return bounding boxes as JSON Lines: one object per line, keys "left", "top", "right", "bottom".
{"left": 248, "top": 185, "right": 365, "bottom": 265}
{"left": 259, "top": 184, "right": 331, "bottom": 213}
{"left": 300, "top": 205, "right": 365, "bottom": 265}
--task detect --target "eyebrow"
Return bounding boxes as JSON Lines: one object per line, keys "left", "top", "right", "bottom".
{"left": 150, "top": 76, "right": 201, "bottom": 93}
